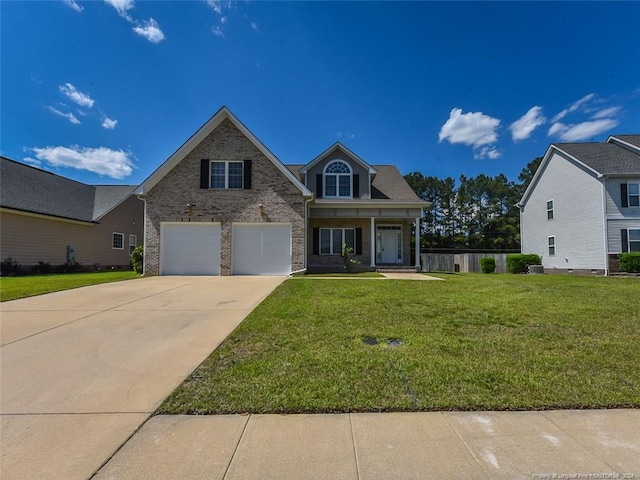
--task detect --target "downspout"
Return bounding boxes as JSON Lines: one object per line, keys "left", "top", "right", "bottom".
{"left": 136, "top": 193, "right": 147, "bottom": 276}
{"left": 599, "top": 175, "right": 609, "bottom": 276}
{"left": 290, "top": 195, "right": 314, "bottom": 276}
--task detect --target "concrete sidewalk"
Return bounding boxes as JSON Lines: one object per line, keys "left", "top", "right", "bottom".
{"left": 95, "top": 410, "right": 640, "bottom": 479}
{"left": 0, "top": 276, "right": 285, "bottom": 480}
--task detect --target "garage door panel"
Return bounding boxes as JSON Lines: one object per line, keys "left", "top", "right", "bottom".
{"left": 232, "top": 224, "right": 291, "bottom": 275}
{"left": 161, "top": 223, "right": 221, "bottom": 275}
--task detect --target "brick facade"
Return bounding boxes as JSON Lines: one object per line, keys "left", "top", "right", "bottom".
{"left": 144, "top": 118, "right": 305, "bottom": 275}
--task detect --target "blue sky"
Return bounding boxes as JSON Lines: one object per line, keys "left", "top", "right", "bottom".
{"left": 2, "top": 1, "right": 639, "bottom": 186}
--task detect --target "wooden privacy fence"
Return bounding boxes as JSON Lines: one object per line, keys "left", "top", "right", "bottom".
{"left": 421, "top": 253, "right": 509, "bottom": 273}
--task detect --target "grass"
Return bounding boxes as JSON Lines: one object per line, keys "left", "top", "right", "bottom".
{"left": 0, "top": 271, "right": 139, "bottom": 301}
{"left": 159, "top": 274, "right": 640, "bottom": 414}
{"left": 299, "top": 272, "right": 384, "bottom": 278}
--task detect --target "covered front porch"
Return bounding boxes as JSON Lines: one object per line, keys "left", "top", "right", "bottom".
{"left": 306, "top": 203, "right": 422, "bottom": 273}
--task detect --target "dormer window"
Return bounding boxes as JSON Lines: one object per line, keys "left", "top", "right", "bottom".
{"left": 324, "top": 160, "right": 352, "bottom": 198}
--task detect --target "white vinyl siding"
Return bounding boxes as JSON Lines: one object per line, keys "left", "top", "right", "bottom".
{"left": 607, "top": 219, "right": 640, "bottom": 253}
{"left": 520, "top": 151, "right": 605, "bottom": 270}
{"left": 604, "top": 178, "right": 640, "bottom": 217}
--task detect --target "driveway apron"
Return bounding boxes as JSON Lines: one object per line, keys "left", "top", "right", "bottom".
{"left": 0, "top": 275, "right": 284, "bottom": 480}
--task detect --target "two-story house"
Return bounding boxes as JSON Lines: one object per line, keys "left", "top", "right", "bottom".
{"left": 136, "top": 107, "right": 428, "bottom": 276}
{"left": 518, "top": 134, "right": 640, "bottom": 274}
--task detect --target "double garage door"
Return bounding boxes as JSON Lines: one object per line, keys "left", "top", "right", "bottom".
{"left": 160, "top": 222, "right": 291, "bottom": 275}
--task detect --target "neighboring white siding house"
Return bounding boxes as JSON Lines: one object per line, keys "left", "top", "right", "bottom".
{"left": 519, "top": 134, "right": 640, "bottom": 274}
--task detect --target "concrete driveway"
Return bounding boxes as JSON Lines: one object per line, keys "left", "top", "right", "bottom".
{"left": 0, "top": 275, "right": 285, "bottom": 480}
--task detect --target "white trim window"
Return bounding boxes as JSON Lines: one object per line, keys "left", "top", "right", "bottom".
{"left": 112, "top": 232, "right": 124, "bottom": 250}
{"left": 320, "top": 228, "right": 355, "bottom": 255}
{"left": 129, "top": 234, "right": 137, "bottom": 254}
{"left": 546, "top": 200, "right": 554, "bottom": 220}
{"left": 548, "top": 236, "right": 556, "bottom": 256}
{"left": 629, "top": 229, "right": 640, "bottom": 252}
{"left": 628, "top": 183, "right": 639, "bottom": 207}
{"left": 323, "top": 160, "right": 352, "bottom": 198}
{"left": 211, "top": 161, "right": 243, "bottom": 189}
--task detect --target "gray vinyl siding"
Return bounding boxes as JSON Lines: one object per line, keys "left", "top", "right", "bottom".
{"left": 520, "top": 151, "right": 606, "bottom": 270}
{"left": 605, "top": 177, "right": 640, "bottom": 217}
{"left": 607, "top": 219, "right": 640, "bottom": 253}
{"left": 306, "top": 152, "right": 370, "bottom": 199}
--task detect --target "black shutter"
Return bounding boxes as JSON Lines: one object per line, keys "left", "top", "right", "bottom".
{"left": 200, "top": 159, "right": 209, "bottom": 189}
{"left": 621, "top": 184, "right": 628, "bottom": 208}
{"left": 313, "top": 228, "right": 320, "bottom": 255}
{"left": 243, "top": 160, "right": 252, "bottom": 190}
{"left": 316, "top": 174, "right": 323, "bottom": 198}
{"left": 353, "top": 174, "right": 360, "bottom": 198}
{"left": 621, "top": 229, "right": 629, "bottom": 252}
{"left": 355, "top": 228, "right": 363, "bottom": 255}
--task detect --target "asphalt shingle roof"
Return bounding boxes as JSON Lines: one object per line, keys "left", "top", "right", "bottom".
{"left": 553, "top": 137, "right": 640, "bottom": 175}
{"left": 286, "top": 164, "right": 423, "bottom": 202}
{"left": 1, "top": 157, "right": 136, "bottom": 222}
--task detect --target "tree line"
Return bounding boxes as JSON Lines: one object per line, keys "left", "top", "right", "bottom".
{"left": 404, "top": 157, "right": 541, "bottom": 251}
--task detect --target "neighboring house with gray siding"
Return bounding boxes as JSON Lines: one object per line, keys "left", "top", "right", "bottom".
{"left": 518, "top": 135, "right": 640, "bottom": 274}
{"left": 135, "top": 106, "right": 428, "bottom": 276}
{"left": 0, "top": 157, "right": 143, "bottom": 270}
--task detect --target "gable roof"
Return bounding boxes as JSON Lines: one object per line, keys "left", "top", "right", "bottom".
{"left": 286, "top": 164, "right": 424, "bottom": 203}
{"left": 136, "top": 106, "right": 311, "bottom": 196}
{"left": 519, "top": 134, "right": 640, "bottom": 206}
{"left": 298, "top": 142, "right": 378, "bottom": 175}
{"left": 0, "top": 157, "right": 136, "bottom": 223}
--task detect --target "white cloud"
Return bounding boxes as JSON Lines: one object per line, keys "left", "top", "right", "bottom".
{"left": 22, "top": 157, "right": 43, "bottom": 167}
{"left": 476, "top": 146, "right": 501, "bottom": 160}
{"left": 104, "top": 0, "right": 135, "bottom": 20}
{"left": 205, "top": 0, "right": 223, "bottom": 15}
{"left": 64, "top": 0, "right": 84, "bottom": 12}
{"left": 46, "top": 106, "right": 81, "bottom": 124}
{"left": 439, "top": 108, "right": 501, "bottom": 158}
{"left": 212, "top": 25, "right": 225, "bottom": 38}
{"left": 102, "top": 116, "right": 118, "bottom": 129}
{"left": 509, "top": 106, "right": 546, "bottom": 141}
{"left": 250, "top": 21, "right": 258, "bottom": 31}
{"left": 551, "top": 93, "right": 595, "bottom": 122}
{"left": 59, "top": 83, "right": 94, "bottom": 108}
{"left": 592, "top": 106, "right": 623, "bottom": 119}
{"left": 30, "top": 145, "right": 134, "bottom": 179}
{"left": 547, "top": 119, "right": 619, "bottom": 142}
{"left": 133, "top": 18, "right": 165, "bottom": 43}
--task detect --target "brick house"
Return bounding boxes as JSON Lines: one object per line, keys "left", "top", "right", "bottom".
{"left": 136, "top": 107, "right": 428, "bottom": 275}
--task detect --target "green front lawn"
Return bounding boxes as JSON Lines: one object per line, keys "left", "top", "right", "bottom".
{"left": 0, "top": 271, "right": 139, "bottom": 301}
{"left": 159, "top": 274, "right": 640, "bottom": 414}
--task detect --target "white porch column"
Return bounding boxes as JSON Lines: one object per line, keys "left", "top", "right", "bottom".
{"left": 415, "top": 216, "right": 421, "bottom": 268}
{"left": 370, "top": 217, "right": 376, "bottom": 267}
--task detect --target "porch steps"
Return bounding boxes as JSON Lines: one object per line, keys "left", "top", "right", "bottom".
{"left": 376, "top": 266, "right": 420, "bottom": 274}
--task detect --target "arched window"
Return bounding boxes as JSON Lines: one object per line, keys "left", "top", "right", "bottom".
{"left": 323, "top": 160, "right": 352, "bottom": 198}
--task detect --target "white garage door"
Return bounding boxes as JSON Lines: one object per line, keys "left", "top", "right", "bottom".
{"left": 232, "top": 223, "right": 292, "bottom": 275}
{"left": 160, "top": 223, "right": 221, "bottom": 275}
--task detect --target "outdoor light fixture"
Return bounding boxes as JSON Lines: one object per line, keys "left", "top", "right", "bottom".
{"left": 185, "top": 203, "right": 196, "bottom": 217}
{"left": 258, "top": 203, "right": 265, "bottom": 219}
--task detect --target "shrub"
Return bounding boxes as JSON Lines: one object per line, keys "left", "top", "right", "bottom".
{"left": 340, "top": 244, "right": 360, "bottom": 273}
{"left": 31, "top": 261, "right": 53, "bottom": 274}
{"left": 506, "top": 253, "right": 541, "bottom": 274}
{"left": 619, "top": 252, "right": 640, "bottom": 273}
{"left": 480, "top": 257, "right": 496, "bottom": 274}
{"left": 0, "top": 258, "right": 23, "bottom": 276}
{"left": 54, "top": 260, "right": 83, "bottom": 274}
{"left": 131, "top": 245, "right": 144, "bottom": 274}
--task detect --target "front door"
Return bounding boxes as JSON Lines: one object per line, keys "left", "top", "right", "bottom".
{"left": 377, "top": 226, "right": 402, "bottom": 264}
